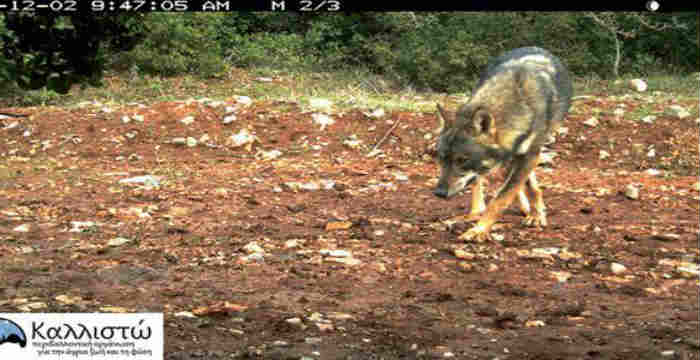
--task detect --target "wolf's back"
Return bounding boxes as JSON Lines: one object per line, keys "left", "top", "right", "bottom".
{"left": 476, "top": 46, "right": 573, "bottom": 124}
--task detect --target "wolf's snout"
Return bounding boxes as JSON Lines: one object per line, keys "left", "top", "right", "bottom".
{"left": 433, "top": 187, "right": 448, "bottom": 198}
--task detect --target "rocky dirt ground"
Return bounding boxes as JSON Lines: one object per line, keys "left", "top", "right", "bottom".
{"left": 1, "top": 90, "right": 698, "bottom": 359}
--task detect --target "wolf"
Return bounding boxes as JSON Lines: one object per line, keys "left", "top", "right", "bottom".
{"left": 433, "top": 47, "right": 573, "bottom": 242}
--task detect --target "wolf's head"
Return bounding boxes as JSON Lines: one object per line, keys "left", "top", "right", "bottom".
{"left": 433, "top": 104, "right": 506, "bottom": 199}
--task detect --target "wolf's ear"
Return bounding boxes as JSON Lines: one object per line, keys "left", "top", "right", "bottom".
{"left": 435, "top": 103, "right": 452, "bottom": 134}
{"left": 472, "top": 108, "right": 494, "bottom": 136}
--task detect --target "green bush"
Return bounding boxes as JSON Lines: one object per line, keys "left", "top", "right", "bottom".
{"left": 122, "top": 13, "right": 226, "bottom": 78}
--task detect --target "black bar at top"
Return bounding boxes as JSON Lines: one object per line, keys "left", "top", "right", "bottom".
{"left": 0, "top": 0, "right": 694, "bottom": 13}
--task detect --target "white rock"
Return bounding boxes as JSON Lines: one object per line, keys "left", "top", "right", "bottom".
{"left": 233, "top": 95, "right": 252, "bottom": 106}
{"left": 121, "top": 116, "right": 131, "bottom": 124}
{"left": 628, "top": 78, "right": 647, "bottom": 92}
{"left": 257, "top": 149, "right": 282, "bottom": 160}
{"left": 174, "top": 311, "right": 196, "bottom": 318}
{"left": 3, "top": 121, "right": 19, "bottom": 130}
{"left": 539, "top": 151, "right": 557, "bottom": 166}
{"left": 285, "top": 317, "right": 304, "bottom": 327}
{"left": 556, "top": 126, "right": 569, "bottom": 135}
{"left": 319, "top": 179, "right": 336, "bottom": 190}
{"left": 284, "top": 239, "right": 300, "bottom": 249}
{"left": 132, "top": 115, "right": 144, "bottom": 122}
{"left": 393, "top": 172, "right": 409, "bottom": 181}
{"left": 69, "top": 221, "right": 98, "bottom": 232}
{"left": 312, "top": 113, "right": 335, "bottom": 130}
{"left": 665, "top": 105, "right": 690, "bottom": 119}
{"left": 624, "top": 184, "right": 639, "bottom": 200}
{"left": 206, "top": 100, "right": 224, "bottom": 108}
{"left": 186, "top": 137, "right": 197, "bottom": 147}
{"left": 320, "top": 249, "right": 351, "bottom": 258}
{"left": 610, "top": 262, "right": 627, "bottom": 274}
{"left": 108, "top": 237, "right": 131, "bottom": 247}
{"left": 646, "top": 148, "right": 655, "bottom": 158}
{"left": 599, "top": 150, "right": 610, "bottom": 160}
{"left": 613, "top": 108, "right": 625, "bottom": 116}
{"left": 180, "top": 116, "right": 195, "bottom": 125}
{"left": 645, "top": 168, "right": 661, "bottom": 176}
{"left": 243, "top": 242, "right": 264, "bottom": 254}
{"left": 256, "top": 77, "right": 273, "bottom": 82}
{"left": 119, "top": 175, "right": 161, "bottom": 187}
{"left": 222, "top": 114, "right": 236, "bottom": 124}
{"left": 299, "top": 182, "right": 320, "bottom": 191}
{"left": 229, "top": 128, "right": 257, "bottom": 148}
{"left": 583, "top": 117, "right": 599, "bottom": 127}
{"left": 342, "top": 137, "right": 363, "bottom": 149}
{"left": 13, "top": 224, "right": 31, "bottom": 232}
{"left": 364, "top": 108, "right": 385, "bottom": 118}
{"left": 641, "top": 115, "right": 656, "bottom": 124}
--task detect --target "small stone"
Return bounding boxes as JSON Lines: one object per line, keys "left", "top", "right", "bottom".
{"left": 364, "top": 108, "right": 385, "bottom": 118}
{"left": 174, "top": 311, "right": 196, "bottom": 318}
{"left": 628, "top": 78, "right": 647, "bottom": 92}
{"left": 624, "top": 184, "right": 639, "bottom": 200}
{"left": 233, "top": 95, "right": 252, "bottom": 106}
{"left": 13, "top": 224, "right": 31, "bottom": 232}
{"left": 641, "top": 115, "right": 656, "bottom": 124}
{"left": 222, "top": 114, "right": 236, "bottom": 125}
{"left": 242, "top": 242, "right": 264, "bottom": 254}
{"left": 186, "top": 137, "right": 197, "bottom": 147}
{"left": 599, "top": 150, "right": 610, "bottom": 160}
{"left": 180, "top": 116, "right": 195, "bottom": 125}
{"left": 665, "top": 105, "right": 690, "bottom": 119}
{"left": 312, "top": 113, "right": 335, "bottom": 130}
{"left": 583, "top": 117, "right": 599, "bottom": 127}
{"left": 107, "top": 237, "right": 131, "bottom": 247}
{"left": 305, "top": 337, "right": 322, "bottom": 345}
{"left": 320, "top": 249, "right": 351, "bottom": 258}
{"left": 610, "top": 263, "right": 627, "bottom": 274}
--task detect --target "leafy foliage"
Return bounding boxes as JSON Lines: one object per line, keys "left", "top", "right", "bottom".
{"left": 120, "top": 13, "right": 226, "bottom": 78}
{"left": 1, "top": 13, "right": 142, "bottom": 93}
{"left": 1, "top": 12, "right": 697, "bottom": 95}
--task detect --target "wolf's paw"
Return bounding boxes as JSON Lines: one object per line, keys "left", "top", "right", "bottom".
{"left": 522, "top": 213, "right": 547, "bottom": 227}
{"left": 459, "top": 223, "right": 492, "bottom": 242}
{"left": 450, "top": 212, "right": 482, "bottom": 223}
